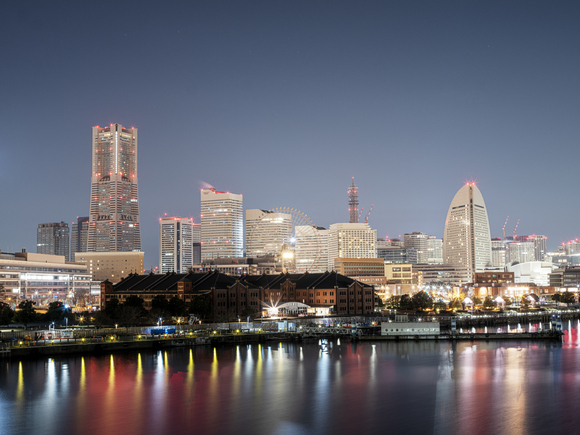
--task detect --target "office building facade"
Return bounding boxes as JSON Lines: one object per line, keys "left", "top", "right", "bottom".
{"left": 246, "top": 209, "right": 292, "bottom": 258}
{"left": 37, "top": 222, "right": 70, "bottom": 261}
{"left": 403, "top": 232, "right": 429, "bottom": 264}
{"left": 294, "top": 225, "right": 329, "bottom": 273}
{"left": 159, "top": 217, "right": 195, "bottom": 273}
{"left": 328, "top": 223, "right": 377, "bottom": 271}
{"left": 71, "top": 216, "right": 89, "bottom": 259}
{"left": 200, "top": 188, "right": 243, "bottom": 260}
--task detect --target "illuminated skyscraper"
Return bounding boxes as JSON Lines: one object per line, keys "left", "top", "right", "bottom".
{"left": 200, "top": 188, "right": 243, "bottom": 260}
{"left": 88, "top": 124, "right": 141, "bottom": 252}
{"left": 443, "top": 183, "right": 491, "bottom": 276}
{"left": 159, "top": 217, "right": 195, "bottom": 273}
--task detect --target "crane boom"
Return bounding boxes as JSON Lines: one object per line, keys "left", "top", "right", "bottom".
{"left": 513, "top": 219, "right": 520, "bottom": 238}
{"left": 502, "top": 216, "right": 509, "bottom": 240}
{"left": 364, "top": 204, "right": 374, "bottom": 223}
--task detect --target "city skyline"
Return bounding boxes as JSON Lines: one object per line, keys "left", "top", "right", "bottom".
{"left": 2, "top": 1, "right": 580, "bottom": 268}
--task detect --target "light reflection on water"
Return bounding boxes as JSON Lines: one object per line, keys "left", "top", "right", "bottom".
{"left": 2, "top": 329, "right": 580, "bottom": 435}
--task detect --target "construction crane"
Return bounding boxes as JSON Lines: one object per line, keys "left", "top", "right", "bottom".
{"left": 357, "top": 207, "right": 364, "bottom": 223}
{"left": 513, "top": 219, "right": 520, "bottom": 238}
{"left": 502, "top": 216, "right": 509, "bottom": 239}
{"left": 364, "top": 204, "right": 374, "bottom": 223}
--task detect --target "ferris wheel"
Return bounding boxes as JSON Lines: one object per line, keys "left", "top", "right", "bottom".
{"left": 247, "top": 207, "right": 324, "bottom": 272}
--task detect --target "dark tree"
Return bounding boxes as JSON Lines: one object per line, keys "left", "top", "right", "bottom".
{"left": 168, "top": 296, "right": 187, "bottom": 317}
{"left": 124, "top": 295, "right": 145, "bottom": 310}
{"left": 240, "top": 306, "right": 257, "bottom": 320}
{"left": 118, "top": 305, "right": 142, "bottom": 327}
{"left": 105, "top": 298, "right": 120, "bottom": 322}
{"left": 449, "top": 298, "right": 462, "bottom": 310}
{"left": 412, "top": 291, "right": 433, "bottom": 311}
{"left": 151, "top": 295, "right": 169, "bottom": 315}
{"left": 399, "top": 294, "right": 413, "bottom": 310}
{"left": 47, "top": 301, "right": 66, "bottom": 321}
{"left": 189, "top": 294, "right": 212, "bottom": 319}
{"left": 14, "top": 300, "right": 37, "bottom": 328}
{"left": 0, "top": 302, "right": 14, "bottom": 326}
{"left": 483, "top": 296, "right": 495, "bottom": 309}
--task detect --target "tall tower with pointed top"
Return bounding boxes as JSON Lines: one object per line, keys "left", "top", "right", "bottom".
{"left": 88, "top": 124, "right": 141, "bottom": 252}
{"left": 348, "top": 177, "right": 359, "bottom": 223}
{"left": 443, "top": 182, "right": 491, "bottom": 276}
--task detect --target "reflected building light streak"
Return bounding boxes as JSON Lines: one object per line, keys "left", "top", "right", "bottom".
{"left": 313, "top": 346, "right": 331, "bottom": 433}
{"left": 16, "top": 362, "right": 24, "bottom": 403}
{"left": 41, "top": 357, "right": 58, "bottom": 428}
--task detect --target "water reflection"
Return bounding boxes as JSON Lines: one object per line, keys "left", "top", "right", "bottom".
{"left": 2, "top": 336, "right": 580, "bottom": 435}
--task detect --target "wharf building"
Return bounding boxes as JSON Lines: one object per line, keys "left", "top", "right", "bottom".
{"left": 88, "top": 124, "right": 141, "bottom": 252}
{"left": 159, "top": 217, "right": 196, "bottom": 273}
{"left": 0, "top": 251, "right": 92, "bottom": 306}
{"left": 75, "top": 251, "right": 144, "bottom": 284}
{"left": 71, "top": 217, "right": 89, "bottom": 259}
{"left": 245, "top": 209, "right": 292, "bottom": 258}
{"left": 101, "top": 270, "right": 375, "bottom": 318}
{"left": 294, "top": 226, "right": 330, "bottom": 273}
{"left": 469, "top": 272, "right": 555, "bottom": 299}
{"left": 443, "top": 183, "right": 492, "bottom": 276}
{"left": 37, "top": 222, "right": 70, "bottom": 261}
{"left": 200, "top": 188, "right": 243, "bottom": 260}
{"left": 327, "top": 223, "right": 377, "bottom": 271}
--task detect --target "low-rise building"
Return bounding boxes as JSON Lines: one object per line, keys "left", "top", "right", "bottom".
{"left": 0, "top": 250, "right": 91, "bottom": 306}
{"left": 333, "top": 258, "right": 385, "bottom": 277}
{"left": 75, "top": 251, "right": 144, "bottom": 283}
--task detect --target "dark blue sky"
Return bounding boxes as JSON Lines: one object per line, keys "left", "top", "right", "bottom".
{"left": 1, "top": 1, "right": 579, "bottom": 268}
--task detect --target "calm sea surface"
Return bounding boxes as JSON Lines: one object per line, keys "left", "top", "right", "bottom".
{"left": 3, "top": 320, "right": 580, "bottom": 435}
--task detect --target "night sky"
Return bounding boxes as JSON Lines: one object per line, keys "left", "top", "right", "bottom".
{"left": 1, "top": 1, "right": 579, "bottom": 268}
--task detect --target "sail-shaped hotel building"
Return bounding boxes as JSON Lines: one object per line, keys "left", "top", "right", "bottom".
{"left": 443, "top": 182, "right": 491, "bottom": 277}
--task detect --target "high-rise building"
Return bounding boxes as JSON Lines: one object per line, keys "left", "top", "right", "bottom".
{"left": 192, "top": 223, "right": 201, "bottom": 265}
{"left": 88, "top": 124, "right": 140, "bottom": 252}
{"left": 200, "top": 188, "right": 243, "bottom": 260}
{"left": 564, "top": 239, "right": 580, "bottom": 255}
{"left": 377, "top": 247, "right": 418, "bottom": 264}
{"left": 506, "top": 240, "right": 535, "bottom": 264}
{"left": 159, "top": 217, "right": 195, "bottom": 273}
{"left": 443, "top": 182, "right": 492, "bottom": 276}
{"left": 245, "top": 209, "right": 292, "bottom": 258}
{"left": 427, "top": 236, "right": 443, "bottom": 265}
{"left": 491, "top": 238, "right": 507, "bottom": 267}
{"left": 294, "top": 225, "right": 329, "bottom": 273}
{"left": 403, "top": 232, "right": 429, "bottom": 264}
{"left": 37, "top": 222, "right": 70, "bottom": 261}
{"left": 328, "top": 223, "right": 377, "bottom": 271}
{"left": 71, "top": 216, "right": 89, "bottom": 259}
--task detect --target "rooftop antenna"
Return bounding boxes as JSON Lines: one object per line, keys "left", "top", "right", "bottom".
{"left": 348, "top": 177, "right": 359, "bottom": 223}
{"left": 502, "top": 216, "right": 509, "bottom": 240}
